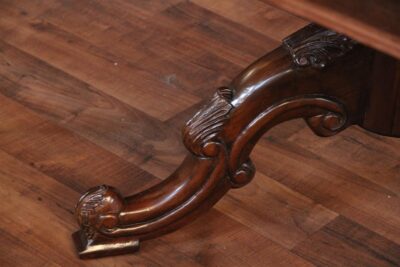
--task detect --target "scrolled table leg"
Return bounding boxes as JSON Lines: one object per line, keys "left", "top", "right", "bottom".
{"left": 73, "top": 24, "right": 373, "bottom": 258}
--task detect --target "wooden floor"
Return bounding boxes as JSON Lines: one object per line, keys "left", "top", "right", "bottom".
{"left": 0, "top": 0, "right": 399, "bottom": 266}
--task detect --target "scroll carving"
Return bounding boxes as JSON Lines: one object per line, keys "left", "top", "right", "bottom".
{"left": 228, "top": 96, "right": 347, "bottom": 189}
{"left": 183, "top": 87, "right": 233, "bottom": 157}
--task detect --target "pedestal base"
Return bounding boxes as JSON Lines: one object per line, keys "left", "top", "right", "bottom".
{"left": 72, "top": 24, "right": 398, "bottom": 258}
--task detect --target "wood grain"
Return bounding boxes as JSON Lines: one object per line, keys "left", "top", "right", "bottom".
{"left": 0, "top": 0, "right": 399, "bottom": 266}
{"left": 292, "top": 216, "right": 400, "bottom": 267}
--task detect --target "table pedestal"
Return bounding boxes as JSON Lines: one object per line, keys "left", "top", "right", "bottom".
{"left": 72, "top": 24, "right": 400, "bottom": 259}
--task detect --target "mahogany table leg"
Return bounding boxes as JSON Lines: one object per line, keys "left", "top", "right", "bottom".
{"left": 73, "top": 24, "right": 375, "bottom": 258}
{"left": 360, "top": 52, "right": 400, "bottom": 137}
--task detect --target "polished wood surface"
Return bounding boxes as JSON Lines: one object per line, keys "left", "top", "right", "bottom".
{"left": 73, "top": 24, "right": 376, "bottom": 258}
{"left": 261, "top": 0, "right": 400, "bottom": 60}
{"left": 361, "top": 53, "right": 400, "bottom": 136}
{"left": 0, "top": 0, "right": 399, "bottom": 266}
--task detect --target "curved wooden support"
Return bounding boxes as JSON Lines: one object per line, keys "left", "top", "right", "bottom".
{"left": 73, "top": 24, "right": 374, "bottom": 258}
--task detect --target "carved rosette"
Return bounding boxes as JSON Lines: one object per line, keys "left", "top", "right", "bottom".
{"left": 75, "top": 185, "right": 124, "bottom": 240}
{"left": 283, "top": 24, "right": 356, "bottom": 68}
{"left": 182, "top": 87, "right": 234, "bottom": 157}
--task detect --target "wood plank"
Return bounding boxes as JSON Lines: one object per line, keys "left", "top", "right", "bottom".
{"left": 39, "top": 0, "right": 279, "bottom": 69}
{"left": 0, "top": 4, "right": 202, "bottom": 121}
{"left": 253, "top": 132, "right": 400, "bottom": 245}
{"left": 292, "top": 216, "right": 400, "bottom": 267}
{"left": 0, "top": 93, "right": 156, "bottom": 194}
{"left": 216, "top": 172, "right": 337, "bottom": 249}
{"left": 0, "top": 230, "right": 52, "bottom": 267}
{"left": 40, "top": 0, "right": 244, "bottom": 95}
{"left": 192, "top": 0, "right": 307, "bottom": 42}
{"left": 261, "top": 0, "right": 400, "bottom": 59}
{"left": 161, "top": 209, "right": 314, "bottom": 267}
{"left": 0, "top": 39, "right": 186, "bottom": 179}
{"left": 288, "top": 126, "right": 400, "bottom": 193}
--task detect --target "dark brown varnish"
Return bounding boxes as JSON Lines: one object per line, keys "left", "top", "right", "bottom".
{"left": 73, "top": 23, "right": 400, "bottom": 259}
{"left": 0, "top": 0, "right": 399, "bottom": 266}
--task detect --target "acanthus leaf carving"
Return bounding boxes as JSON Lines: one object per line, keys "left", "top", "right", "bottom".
{"left": 283, "top": 24, "right": 356, "bottom": 68}
{"left": 182, "top": 87, "right": 234, "bottom": 157}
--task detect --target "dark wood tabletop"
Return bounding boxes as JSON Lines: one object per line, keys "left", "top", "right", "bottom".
{"left": 262, "top": 0, "right": 400, "bottom": 59}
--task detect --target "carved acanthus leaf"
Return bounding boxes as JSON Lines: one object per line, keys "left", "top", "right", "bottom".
{"left": 183, "top": 87, "right": 233, "bottom": 157}
{"left": 283, "top": 24, "right": 356, "bottom": 68}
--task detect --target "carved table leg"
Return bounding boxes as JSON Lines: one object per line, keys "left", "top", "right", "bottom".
{"left": 73, "top": 24, "right": 375, "bottom": 258}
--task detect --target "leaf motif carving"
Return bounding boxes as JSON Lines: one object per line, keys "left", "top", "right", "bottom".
{"left": 183, "top": 87, "right": 233, "bottom": 156}
{"left": 283, "top": 24, "right": 356, "bottom": 68}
